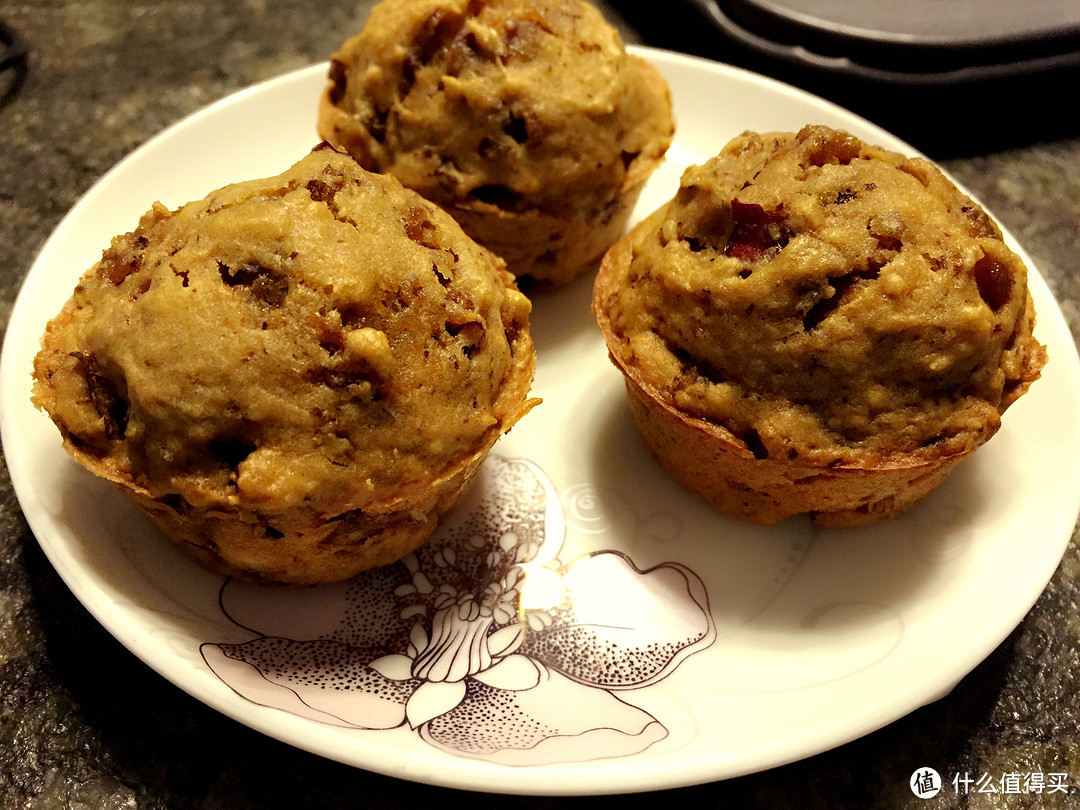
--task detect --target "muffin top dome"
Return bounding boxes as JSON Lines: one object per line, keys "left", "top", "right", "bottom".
{"left": 317, "top": 0, "right": 673, "bottom": 218}
{"left": 33, "top": 145, "right": 535, "bottom": 518}
{"left": 595, "top": 126, "right": 1046, "bottom": 467}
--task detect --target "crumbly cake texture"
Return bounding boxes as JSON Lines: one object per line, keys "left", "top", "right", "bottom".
{"left": 33, "top": 145, "right": 537, "bottom": 583}
{"left": 594, "top": 125, "right": 1047, "bottom": 526}
{"left": 317, "top": 0, "right": 673, "bottom": 286}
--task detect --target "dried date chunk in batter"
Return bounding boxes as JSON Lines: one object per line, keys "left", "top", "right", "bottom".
{"left": 318, "top": 0, "right": 674, "bottom": 286}
{"left": 593, "top": 125, "right": 1047, "bottom": 526}
{"left": 32, "top": 144, "right": 537, "bottom": 583}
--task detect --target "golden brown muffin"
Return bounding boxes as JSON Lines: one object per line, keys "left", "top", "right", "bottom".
{"left": 318, "top": 0, "right": 673, "bottom": 286}
{"left": 594, "top": 125, "right": 1046, "bottom": 526}
{"left": 33, "top": 144, "right": 536, "bottom": 583}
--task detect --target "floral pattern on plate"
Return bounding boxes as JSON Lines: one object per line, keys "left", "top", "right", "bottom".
{"left": 202, "top": 455, "right": 716, "bottom": 765}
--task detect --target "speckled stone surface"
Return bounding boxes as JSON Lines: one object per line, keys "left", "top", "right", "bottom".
{"left": 2, "top": 3, "right": 1079, "bottom": 808}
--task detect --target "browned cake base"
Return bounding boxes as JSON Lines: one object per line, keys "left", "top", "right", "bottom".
{"left": 621, "top": 374, "right": 965, "bottom": 527}
{"left": 124, "top": 444, "right": 490, "bottom": 583}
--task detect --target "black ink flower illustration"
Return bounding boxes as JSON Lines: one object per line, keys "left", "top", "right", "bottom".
{"left": 202, "top": 456, "right": 714, "bottom": 765}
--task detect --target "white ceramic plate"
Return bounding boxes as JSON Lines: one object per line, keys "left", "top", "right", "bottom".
{"left": 3, "top": 48, "right": 1079, "bottom": 795}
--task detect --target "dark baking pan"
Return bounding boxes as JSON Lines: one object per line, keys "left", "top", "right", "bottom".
{"left": 688, "top": 0, "right": 1080, "bottom": 84}
{"left": 612, "top": 0, "right": 1080, "bottom": 154}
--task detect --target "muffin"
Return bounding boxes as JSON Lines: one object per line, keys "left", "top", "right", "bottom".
{"left": 33, "top": 144, "right": 537, "bottom": 583}
{"left": 593, "top": 125, "right": 1047, "bottom": 526}
{"left": 317, "top": 0, "right": 673, "bottom": 286}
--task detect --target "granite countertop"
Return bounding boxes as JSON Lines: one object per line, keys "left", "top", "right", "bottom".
{"left": 2, "top": 3, "right": 1079, "bottom": 808}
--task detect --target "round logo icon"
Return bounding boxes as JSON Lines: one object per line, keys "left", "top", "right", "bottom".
{"left": 911, "top": 767, "right": 942, "bottom": 799}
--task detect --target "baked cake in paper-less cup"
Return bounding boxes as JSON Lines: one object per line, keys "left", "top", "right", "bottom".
{"left": 593, "top": 125, "right": 1046, "bottom": 527}
{"left": 318, "top": 0, "right": 674, "bottom": 286}
{"left": 32, "top": 144, "right": 537, "bottom": 583}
